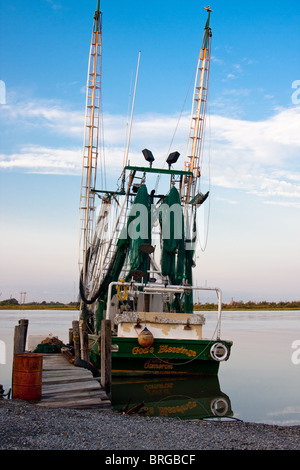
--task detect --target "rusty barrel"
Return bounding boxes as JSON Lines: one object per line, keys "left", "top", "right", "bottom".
{"left": 12, "top": 353, "right": 43, "bottom": 401}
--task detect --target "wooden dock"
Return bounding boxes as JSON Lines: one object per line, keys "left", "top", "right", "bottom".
{"left": 37, "top": 354, "right": 111, "bottom": 409}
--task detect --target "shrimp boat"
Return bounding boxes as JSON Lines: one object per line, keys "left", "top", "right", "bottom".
{"left": 78, "top": 2, "right": 232, "bottom": 376}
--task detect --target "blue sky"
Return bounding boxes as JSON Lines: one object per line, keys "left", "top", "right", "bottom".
{"left": 0, "top": 0, "right": 299, "bottom": 303}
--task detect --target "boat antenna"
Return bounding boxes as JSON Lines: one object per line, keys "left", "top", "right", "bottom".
{"left": 123, "top": 50, "right": 141, "bottom": 170}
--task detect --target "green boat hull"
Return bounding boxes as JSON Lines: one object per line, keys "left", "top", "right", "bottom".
{"left": 111, "top": 375, "right": 233, "bottom": 419}
{"left": 89, "top": 336, "right": 232, "bottom": 376}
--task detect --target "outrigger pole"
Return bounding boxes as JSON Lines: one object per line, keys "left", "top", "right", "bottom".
{"left": 180, "top": 6, "right": 212, "bottom": 205}
{"left": 79, "top": 1, "right": 103, "bottom": 288}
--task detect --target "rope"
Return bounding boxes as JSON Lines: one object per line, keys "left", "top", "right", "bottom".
{"left": 198, "top": 37, "right": 212, "bottom": 252}
{"left": 99, "top": 100, "right": 107, "bottom": 191}
{"left": 154, "top": 61, "right": 198, "bottom": 193}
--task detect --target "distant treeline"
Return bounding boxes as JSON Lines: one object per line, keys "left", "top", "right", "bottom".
{"left": 194, "top": 300, "right": 300, "bottom": 310}
{"left": 0, "top": 298, "right": 80, "bottom": 310}
{"left": 0, "top": 297, "right": 299, "bottom": 310}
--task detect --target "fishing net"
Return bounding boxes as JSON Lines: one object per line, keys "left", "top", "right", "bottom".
{"left": 158, "top": 186, "right": 194, "bottom": 313}
{"left": 91, "top": 183, "right": 196, "bottom": 329}
{"left": 94, "top": 184, "right": 151, "bottom": 331}
{"left": 125, "top": 184, "right": 151, "bottom": 280}
{"left": 159, "top": 186, "right": 185, "bottom": 285}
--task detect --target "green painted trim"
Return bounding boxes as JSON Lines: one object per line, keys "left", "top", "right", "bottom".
{"left": 204, "top": 10, "right": 212, "bottom": 49}
{"left": 94, "top": 0, "right": 101, "bottom": 32}
{"left": 91, "top": 189, "right": 126, "bottom": 195}
{"left": 125, "top": 165, "right": 193, "bottom": 176}
{"left": 89, "top": 336, "right": 232, "bottom": 376}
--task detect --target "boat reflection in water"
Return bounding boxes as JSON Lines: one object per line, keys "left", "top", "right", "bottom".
{"left": 111, "top": 376, "right": 233, "bottom": 420}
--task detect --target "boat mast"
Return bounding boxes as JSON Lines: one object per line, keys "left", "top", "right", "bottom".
{"left": 79, "top": 1, "right": 102, "bottom": 285}
{"left": 180, "top": 6, "right": 212, "bottom": 205}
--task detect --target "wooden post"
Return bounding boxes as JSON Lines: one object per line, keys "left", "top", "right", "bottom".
{"left": 79, "top": 320, "right": 89, "bottom": 362}
{"left": 68, "top": 328, "right": 73, "bottom": 346}
{"left": 72, "top": 321, "right": 80, "bottom": 360}
{"left": 13, "top": 319, "right": 29, "bottom": 355}
{"left": 101, "top": 319, "right": 111, "bottom": 397}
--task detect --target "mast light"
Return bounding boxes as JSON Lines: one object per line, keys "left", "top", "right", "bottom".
{"left": 142, "top": 149, "right": 155, "bottom": 166}
{"left": 166, "top": 151, "right": 180, "bottom": 167}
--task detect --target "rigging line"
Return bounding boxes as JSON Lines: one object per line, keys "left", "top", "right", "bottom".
{"left": 198, "top": 99, "right": 211, "bottom": 253}
{"left": 122, "top": 70, "right": 134, "bottom": 171}
{"left": 205, "top": 96, "right": 212, "bottom": 249}
{"left": 199, "top": 38, "right": 212, "bottom": 253}
{"left": 198, "top": 143, "right": 211, "bottom": 252}
{"left": 123, "top": 51, "right": 141, "bottom": 170}
{"left": 101, "top": 99, "right": 107, "bottom": 190}
{"left": 154, "top": 60, "right": 198, "bottom": 193}
{"left": 99, "top": 100, "right": 106, "bottom": 191}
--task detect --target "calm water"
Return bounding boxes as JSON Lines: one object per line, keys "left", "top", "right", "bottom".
{"left": 0, "top": 309, "right": 299, "bottom": 426}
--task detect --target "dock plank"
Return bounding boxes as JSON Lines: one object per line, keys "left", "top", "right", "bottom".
{"left": 42, "top": 369, "right": 97, "bottom": 384}
{"left": 42, "top": 380, "right": 100, "bottom": 395}
{"left": 36, "top": 353, "right": 110, "bottom": 409}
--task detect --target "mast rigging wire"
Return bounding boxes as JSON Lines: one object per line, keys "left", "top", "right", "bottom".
{"left": 154, "top": 61, "right": 198, "bottom": 194}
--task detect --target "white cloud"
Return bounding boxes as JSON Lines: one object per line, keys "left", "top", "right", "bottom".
{"left": 209, "top": 106, "right": 300, "bottom": 201}
{"left": 1, "top": 99, "right": 84, "bottom": 136}
{"left": 263, "top": 200, "right": 300, "bottom": 209}
{"left": 1, "top": 97, "right": 299, "bottom": 204}
{"left": 0, "top": 146, "right": 82, "bottom": 175}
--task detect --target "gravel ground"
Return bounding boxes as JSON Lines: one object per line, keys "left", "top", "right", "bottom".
{"left": 1, "top": 399, "right": 300, "bottom": 451}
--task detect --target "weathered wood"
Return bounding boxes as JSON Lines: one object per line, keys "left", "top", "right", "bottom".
{"left": 42, "top": 380, "right": 100, "bottom": 395}
{"left": 101, "top": 319, "right": 111, "bottom": 397}
{"left": 37, "top": 354, "right": 110, "bottom": 409}
{"left": 42, "top": 389, "right": 107, "bottom": 400}
{"left": 72, "top": 321, "right": 80, "bottom": 360}
{"left": 68, "top": 328, "right": 73, "bottom": 346}
{"left": 43, "top": 359, "right": 75, "bottom": 370}
{"left": 42, "top": 368, "right": 90, "bottom": 377}
{"left": 79, "top": 320, "right": 89, "bottom": 362}
{"left": 42, "top": 373, "right": 96, "bottom": 384}
{"left": 13, "top": 319, "right": 29, "bottom": 355}
{"left": 61, "top": 347, "right": 74, "bottom": 364}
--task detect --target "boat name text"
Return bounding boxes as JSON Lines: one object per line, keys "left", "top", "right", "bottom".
{"left": 131, "top": 345, "right": 197, "bottom": 357}
{"left": 158, "top": 345, "right": 197, "bottom": 357}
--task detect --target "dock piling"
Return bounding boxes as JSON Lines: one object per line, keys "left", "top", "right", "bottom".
{"left": 101, "top": 319, "right": 111, "bottom": 398}
{"left": 79, "top": 320, "right": 89, "bottom": 362}
{"left": 72, "top": 321, "right": 81, "bottom": 360}
{"left": 13, "top": 319, "right": 28, "bottom": 355}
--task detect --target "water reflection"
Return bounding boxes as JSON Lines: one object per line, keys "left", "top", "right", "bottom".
{"left": 111, "top": 376, "right": 233, "bottom": 420}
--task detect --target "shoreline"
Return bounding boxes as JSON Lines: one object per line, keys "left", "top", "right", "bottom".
{"left": 0, "top": 306, "right": 80, "bottom": 311}
{"left": 1, "top": 306, "right": 299, "bottom": 311}
{"left": 1, "top": 399, "right": 300, "bottom": 451}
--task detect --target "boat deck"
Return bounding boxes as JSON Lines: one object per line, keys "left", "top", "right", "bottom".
{"left": 36, "top": 354, "right": 111, "bottom": 409}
